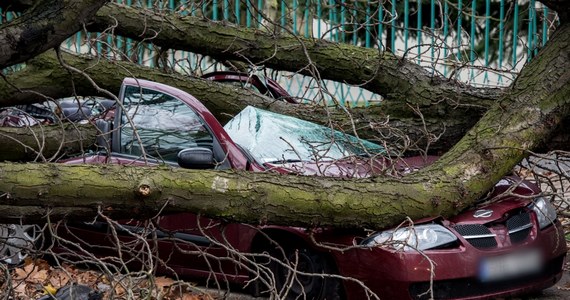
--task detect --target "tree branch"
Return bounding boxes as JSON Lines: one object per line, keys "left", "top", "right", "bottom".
{"left": 0, "top": 0, "right": 107, "bottom": 69}
{"left": 0, "top": 51, "right": 486, "bottom": 154}
{"left": 0, "top": 123, "right": 96, "bottom": 161}
{"left": 88, "top": 3, "right": 502, "bottom": 107}
{"left": 1, "top": 22, "right": 570, "bottom": 228}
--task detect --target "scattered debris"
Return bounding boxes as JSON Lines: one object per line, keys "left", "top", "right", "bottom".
{"left": 2, "top": 258, "right": 212, "bottom": 299}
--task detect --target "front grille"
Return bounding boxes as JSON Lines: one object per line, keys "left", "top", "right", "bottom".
{"left": 453, "top": 224, "right": 497, "bottom": 249}
{"left": 409, "top": 254, "right": 565, "bottom": 300}
{"left": 453, "top": 210, "right": 534, "bottom": 249}
{"left": 507, "top": 212, "right": 532, "bottom": 244}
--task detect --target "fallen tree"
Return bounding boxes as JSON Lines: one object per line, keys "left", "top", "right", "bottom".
{"left": 1, "top": 21, "right": 570, "bottom": 228}
{"left": 1, "top": 49, "right": 569, "bottom": 159}
{"left": 0, "top": 0, "right": 568, "bottom": 230}
{"left": 0, "top": 50, "right": 489, "bottom": 155}
{"left": 0, "top": 0, "right": 506, "bottom": 155}
{"left": 0, "top": 123, "right": 96, "bottom": 161}
{"left": 0, "top": 0, "right": 107, "bottom": 69}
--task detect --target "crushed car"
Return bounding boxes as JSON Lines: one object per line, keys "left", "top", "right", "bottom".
{"left": 1, "top": 78, "right": 567, "bottom": 300}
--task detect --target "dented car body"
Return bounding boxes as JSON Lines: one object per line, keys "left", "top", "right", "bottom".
{"left": 50, "top": 78, "right": 567, "bottom": 299}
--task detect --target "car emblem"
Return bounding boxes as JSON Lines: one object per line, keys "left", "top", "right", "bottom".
{"left": 473, "top": 209, "right": 493, "bottom": 218}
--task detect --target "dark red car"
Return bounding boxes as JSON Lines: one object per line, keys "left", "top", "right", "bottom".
{"left": 9, "top": 78, "right": 566, "bottom": 299}
{"left": 202, "top": 71, "right": 297, "bottom": 103}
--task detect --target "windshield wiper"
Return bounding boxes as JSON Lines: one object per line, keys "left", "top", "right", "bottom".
{"left": 264, "top": 159, "right": 304, "bottom": 164}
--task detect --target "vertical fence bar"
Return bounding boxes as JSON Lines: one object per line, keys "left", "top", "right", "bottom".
{"left": 391, "top": 0, "right": 396, "bottom": 52}
{"left": 404, "top": 0, "right": 409, "bottom": 53}
{"left": 341, "top": 0, "right": 346, "bottom": 42}
{"left": 146, "top": 0, "right": 154, "bottom": 67}
{"left": 281, "top": 0, "right": 286, "bottom": 29}
{"left": 498, "top": 0, "right": 505, "bottom": 83}
{"left": 469, "top": 0, "right": 476, "bottom": 81}
{"left": 169, "top": 0, "right": 174, "bottom": 67}
{"left": 430, "top": 0, "right": 435, "bottom": 72}
{"left": 513, "top": 1, "right": 519, "bottom": 67}
{"left": 366, "top": 1, "right": 371, "bottom": 48}
{"left": 125, "top": 0, "right": 133, "bottom": 59}
{"left": 443, "top": 0, "right": 448, "bottom": 76}
{"left": 527, "top": 0, "right": 534, "bottom": 61}
{"left": 247, "top": 0, "right": 252, "bottom": 28}
{"left": 352, "top": 2, "right": 358, "bottom": 45}
{"left": 107, "top": 31, "right": 113, "bottom": 59}
{"left": 542, "top": 6, "right": 548, "bottom": 46}
{"left": 97, "top": 33, "right": 103, "bottom": 57}
{"left": 317, "top": 0, "right": 322, "bottom": 37}
{"left": 304, "top": 0, "right": 310, "bottom": 37}
{"left": 332, "top": 0, "right": 338, "bottom": 41}
{"left": 75, "top": 32, "right": 82, "bottom": 53}
{"left": 378, "top": 1, "right": 384, "bottom": 50}
{"left": 116, "top": 0, "right": 124, "bottom": 56}
{"left": 235, "top": 0, "right": 241, "bottom": 24}
{"left": 417, "top": 0, "right": 422, "bottom": 64}
{"left": 257, "top": 0, "right": 263, "bottom": 28}
{"left": 353, "top": 1, "right": 365, "bottom": 105}
{"left": 483, "top": 0, "right": 490, "bottom": 83}
{"left": 456, "top": 0, "right": 462, "bottom": 63}
{"left": 213, "top": 0, "right": 219, "bottom": 20}
{"left": 293, "top": 0, "right": 298, "bottom": 34}
{"left": 223, "top": 0, "right": 229, "bottom": 20}
{"left": 532, "top": 1, "right": 538, "bottom": 56}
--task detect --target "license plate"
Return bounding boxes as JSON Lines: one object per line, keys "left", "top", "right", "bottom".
{"left": 479, "top": 250, "right": 542, "bottom": 282}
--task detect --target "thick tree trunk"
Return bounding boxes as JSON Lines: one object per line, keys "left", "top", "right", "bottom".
{"left": 1, "top": 1, "right": 565, "bottom": 155}
{"left": 1, "top": 50, "right": 569, "bottom": 156}
{"left": 88, "top": 3, "right": 501, "bottom": 109}
{"left": 0, "top": 0, "right": 107, "bottom": 69}
{"left": 543, "top": 0, "right": 570, "bottom": 21}
{"left": 1, "top": 22, "right": 570, "bottom": 228}
{"left": 0, "top": 124, "right": 96, "bottom": 162}
{"left": 0, "top": 0, "right": 35, "bottom": 12}
{"left": 0, "top": 51, "right": 484, "bottom": 154}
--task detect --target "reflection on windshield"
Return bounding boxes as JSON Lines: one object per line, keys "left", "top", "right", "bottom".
{"left": 120, "top": 87, "right": 212, "bottom": 162}
{"left": 223, "top": 106, "right": 385, "bottom": 163}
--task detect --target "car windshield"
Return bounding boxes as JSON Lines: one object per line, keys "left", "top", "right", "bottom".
{"left": 223, "top": 106, "right": 385, "bottom": 163}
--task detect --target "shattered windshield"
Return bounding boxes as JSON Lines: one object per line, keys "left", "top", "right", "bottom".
{"left": 223, "top": 106, "right": 385, "bottom": 163}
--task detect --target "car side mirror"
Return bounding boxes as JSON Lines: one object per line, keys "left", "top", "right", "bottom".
{"left": 177, "top": 147, "right": 215, "bottom": 169}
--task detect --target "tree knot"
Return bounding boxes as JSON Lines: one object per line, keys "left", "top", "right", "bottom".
{"left": 137, "top": 184, "right": 151, "bottom": 197}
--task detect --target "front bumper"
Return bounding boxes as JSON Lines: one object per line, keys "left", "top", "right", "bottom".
{"left": 334, "top": 221, "right": 567, "bottom": 300}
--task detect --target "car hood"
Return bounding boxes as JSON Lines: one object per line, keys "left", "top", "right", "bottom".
{"left": 449, "top": 176, "right": 540, "bottom": 224}
{"left": 265, "top": 158, "right": 382, "bottom": 178}
{"left": 265, "top": 155, "right": 440, "bottom": 178}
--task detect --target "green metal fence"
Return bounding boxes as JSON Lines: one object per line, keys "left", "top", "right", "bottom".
{"left": 0, "top": 1, "right": 557, "bottom": 107}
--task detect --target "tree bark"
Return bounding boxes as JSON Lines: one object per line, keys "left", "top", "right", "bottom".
{"left": 542, "top": 0, "right": 570, "bottom": 21}
{"left": 0, "top": 124, "right": 96, "bottom": 162}
{"left": 88, "top": 3, "right": 502, "bottom": 109}
{"left": 0, "top": 51, "right": 484, "bottom": 154}
{"left": 1, "top": 22, "right": 570, "bottom": 228}
{"left": 2, "top": 50, "right": 569, "bottom": 156}
{"left": 0, "top": 0, "right": 107, "bottom": 69}
{"left": 0, "top": 0, "right": 35, "bottom": 12}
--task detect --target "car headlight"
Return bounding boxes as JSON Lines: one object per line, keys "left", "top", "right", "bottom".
{"left": 530, "top": 197, "right": 558, "bottom": 229}
{"left": 362, "top": 224, "right": 458, "bottom": 251}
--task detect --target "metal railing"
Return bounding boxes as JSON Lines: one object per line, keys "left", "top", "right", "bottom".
{"left": 0, "top": 1, "right": 557, "bottom": 106}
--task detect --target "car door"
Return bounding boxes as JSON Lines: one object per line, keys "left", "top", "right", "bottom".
{"left": 109, "top": 79, "right": 246, "bottom": 277}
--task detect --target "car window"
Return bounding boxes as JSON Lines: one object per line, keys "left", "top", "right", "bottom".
{"left": 119, "top": 85, "right": 213, "bottom": 162}
{"left": 224, "top": 106, "right": 385, "bottom": 163}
